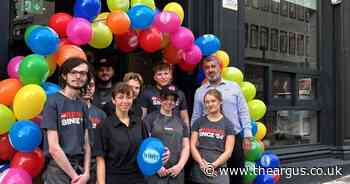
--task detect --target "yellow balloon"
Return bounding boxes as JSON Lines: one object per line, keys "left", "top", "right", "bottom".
{"left": 94, "top": 12, "right": 110, "bottom": 23}
{"left": 107, "top": 0, "right": 129, "bottom": 12}
{"left": 222, "top": 67, "right": 244, "bottom": 85}
{"left": 213, "top": 50, "right": 230, "bottom": 68}
{"left": 164, "top": 2, "right": 184, "bottom": 24}
{"left": 255, "top": 122, "right": 267, "bottom": 140}
{"left": 89, "top": 22, "right": 113, "bottom": 49}
{"left": 13, "top": 84, "right": 47, "bottom": 120}
{"left": 240, "top": 81, "right": 256, "bottom": 101}
{"left": 131, "top": 0, "right": 156, "bottom": 10}
{"left": 0, "top": 104, "right": 16, "bottom": 134}
{"left": 46, "top": 55, "right": 57, "bottom": 77}
{"left": 248, "top": 99, "right": 267, "bottom": 121}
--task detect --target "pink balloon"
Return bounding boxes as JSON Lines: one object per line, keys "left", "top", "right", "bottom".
{"left": 66, "top": 17, "right": 92, "bottom": 45}
{"left": 183, "top": 44, "right": 202, "bottom": 65}
{"left": 170, "top": 27, "right": 194, "bottom": 51}
{"left": 1, "top": 168, "right": 32, "bottom": 184}
{"left": 153, "top": 11, "right": 181, "bottom": 33}
{"left": 7, "top": 56, "right": 24, "bottom": 79}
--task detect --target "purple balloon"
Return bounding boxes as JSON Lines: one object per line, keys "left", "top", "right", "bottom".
{"left": 7, "top": 56, "right": 24, "bottom": 79}
{"left": 1, "top": 168, "right": 32, "bottom": 184}
{"left": 170, "top": 27, "right": 194, "bottom": 51}
{"left": 183, "top": 44, "right": 202, "bottom": 65}
{"left": 66, "top": 17, "right": 92, "bottom": 45}
{"left": 153, "top": 11, "right": 181, "bottom": 33}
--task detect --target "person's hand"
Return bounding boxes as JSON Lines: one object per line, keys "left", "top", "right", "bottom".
{"left": 71, "top": 175, "right": 80, "bottom": 184}
{"left": 157, "top": 166, "right": 169, "bottom": 177}
{"left": 71, "top": 173, "right": 89, "bottom": 184}
{"left": 168, "top": 164, "right": 182, "bottom": 178}
{"left": 243, "top": 137, "right": 252, "bottom": 151}
{"left": 162, "top": 147, "right": 170, "bottom": 165}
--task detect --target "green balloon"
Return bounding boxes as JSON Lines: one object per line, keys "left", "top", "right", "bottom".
{"left": 89, "top": 22, "right": 113, "bottom": 49}
{"left": 24, "top": 25, "right": 42, "bottom": 46}
{"left": 248, "top": 99, "right": 267, "bottom": 121}
{"left": 19, "top": 54, "right": 49, "bottom": 85}
{"left": 131, "top": 0, "right": 156, "bottom": 9}
{"left": 244, "top": 138, "right": 264, "bottom": 161}
{"left": 107, "top": 0, "right": 129, "bottom": 12}
{"left": 241, "top": 81, "right": 256, "bottom": 101}
{"left": 243, "top": 161, "right": 257, "bottom": 183}
{"left": 222, "top": 67, "right": 244, "bottom": 85}
{"left": 0, "top": 104, "right": 16, "bottom": 134}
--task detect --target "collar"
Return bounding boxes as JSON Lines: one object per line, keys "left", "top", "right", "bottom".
{"left": 205, "top": 79, "right": 227, "bottom": 88}
{"left": 111, "top": 113, "right": 138, "bottom": 128}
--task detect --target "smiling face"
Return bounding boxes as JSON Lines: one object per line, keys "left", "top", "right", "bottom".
{"left": 127, "top": 79, "right": 141, "bottom": 98}
{"left": 97, "top": 66, "right": 114, "bottom": 82}
{"left": 203, "top": 59, "right": 222, "bottom": 83}
{"left": 154, "top": 68, "right": 172, "bottom": 87}
{"left": 112, "top": 92, "right": 134, "bottom": 113}
{"left": 160, "top": 95, "right": 177, "bottom": 113}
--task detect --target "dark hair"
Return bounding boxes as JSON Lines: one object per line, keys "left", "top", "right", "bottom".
{"left": 152, "top": 63, "right": 173, "bottom": 74}
{"left": 58, "top": 57, "right": 91, "bottom": 93}
{"left": 160, "top": 85, "right": 178, "bottom": 101}
{"left": 204, "top": 89, "right": 223, "bottom": 112}
{"left": 123, "top": 72, "right": 144, "bottom": 89}
{"left": 112, "top": 82, "right": 134, "bottom": 99}
{"left": 201, "top": 56, "right": 220, "bottom": 68}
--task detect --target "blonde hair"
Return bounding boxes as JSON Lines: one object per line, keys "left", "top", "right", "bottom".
{"left": 123, "top": 72, "right": 144, "bottom": 89}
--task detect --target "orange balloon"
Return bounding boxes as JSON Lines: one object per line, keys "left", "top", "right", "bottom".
{"left": 163, "top": 44, "right": 184, "bottom": 64}
{"left": 106, "top": 11, "right": 130, "bottom": 35}
{"left": 56, "top": 44, "right": 87, "bottom": 66}
{"left": 161, "top": 33, "right": 170, "bottom": 49}
{"left": 0, "top": 79, "right": 22, "bottom": 106}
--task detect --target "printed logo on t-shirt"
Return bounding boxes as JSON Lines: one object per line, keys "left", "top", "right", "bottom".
{"left": 199, "top": 128, "right": 225, "bottom": 140}
{"left": 89, "top": 117, "right": 102, "bottom": 129}
{"left": 60, "top": 112, "right": 83, "bottom": 126}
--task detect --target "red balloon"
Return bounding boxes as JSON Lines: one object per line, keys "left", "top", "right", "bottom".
{"left": 162, "top": 44, "right": 184, "bottom": 64}
{"left": 139, "top": 27, "right": 162, "bottom": 53}
{"left": 10, "top": 148, "right": 45, "bottom": 177}
{"left": 272, "top": 172, "right": 281, "bottom": 183}
{"left": 48, "top": 12, "right": 73, "bottom": 37}
{"left": 116, "top": 29, "right": 139, "bottom": 53}
{"left": 178, "top": 61, "right": 196, "bottom": 72}
{"left": 0, "top": 134, "right": 15, "bottom": 161}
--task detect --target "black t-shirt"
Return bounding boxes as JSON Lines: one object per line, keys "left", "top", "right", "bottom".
{"left": 95, "top": 113, "right": 148, "bottom": 182}
{"left": 102, "top": 98, "right": 143, "bottom": 119}
{"left": 93, "top": 87, "right": 113, "bottom": 109}
{"left": 87, "top": 104, "right": 107, "bottom": 157}
{"left": 41, "top": 92, "right": 91, "bottom": 157}
{"left": 139, "top": 85, "right": 187, "bottom": 117}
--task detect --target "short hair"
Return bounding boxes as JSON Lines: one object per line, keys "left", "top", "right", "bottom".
{"left": 152, "top": 63, "right": 173, "bottom": 74}
{"left": 123, "top": 72, "right": 144, "bottom": 88}
{"left": 202, "top": 56, "right": 221, "bottom": 68}
{"left": 112, "top": 82, "right": 134, "bottom": 99}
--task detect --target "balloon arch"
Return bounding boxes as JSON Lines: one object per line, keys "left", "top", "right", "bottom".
{"left": 0, "top": 0, "right": 280, "bottom": 183}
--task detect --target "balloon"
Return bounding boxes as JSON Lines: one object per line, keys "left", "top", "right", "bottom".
{"left": 153, "top": 11, "right": 181, "bottom": 33}
{"left": 240, "top": 81, "right": 256, "bottom": 101}
{"left": 128, "top": 5, "right": 155, "bottom": 29}
{"left": 0, "top": 105, "right": 16, "bottom": 135}
{"left": 179, "top": 61, "right": 196, "bottom": 72}
{"left": 46, "top": 55, "right": 57, "bottom": 77}
{"left": 137, "top": 137, "right": 164, "bottom": 176}
{"left": 160, "top": 33, "right": 170, "bottom": 48}
{"left": 116, "top": 29, "right": 139, "bottom": 53}
{"left": 243, "top": 161, "right": 257, "bottom": 184}
{"left": 106, "top": 10, "right": 130, "bottom": 35}
{"left": 272, "top": 172, "right": 281, "bottom": 183}
{"left": 196, "top": 68, "right": 205, "bottom": 84}
{"left": 252, "top": 121, "right": 258, "bottom": 136}
{"left": 56, "top": 44, "right": 87, "bottom": 66}
{"left": 164, "top": 2, "right": 184, "bottom": 24}
{"left": 41, "top": 82, "right": 60, "bottom": 96}
{"left": 255, "top": 173, "right": 274, "bottom": 184}
{"left": 74, "top": 0, "right": 101, "bottom": 22}
{"left": 248, "top": 100, "right": 267, "bottom": 121}
{"left": 170, "top": 27, "right": 194, "bottom": 50}
{"left": 0, "top": 134, "right": 15, "bottom": 161}
{"left": 222, "top": 67, "right": 244, "bottom": 85}
{"left": 13, "top": 84, "right": 47, "bottom": 120}
{"left": 0, "top": 79, "right": 22, "bottom": 106}
{"left": 1, "top": 168, "right": 32, "bottom": 184}
{"left": 195, "top": 34, "right": 221, "bottom": 56}
{"left": 183, "top": 44, "right": 202, "bottom": 65}
{"left": 7, "top": 56, "right": 23, "bottom": 79}
{"left": 89, "top": 22, "right": 113, "bottom": 49}
{"left": 139, "top": 27, "right": 162, "bottom": 52}
{"left": 256, "top": 122, "right": 267, "bottom": 140}
{"left": 27, "top": 26, "right": 60, "bottom": 55}
{"left": 19, "top": 54, "right": 49, "bottom": 85}
{"left": 131, "top": 0, "right": 155, "bottom": 10}
{"left": 48, "top": 13, "right": 72, "bottom": 37}
{"left": 257, "top": 152, "right": 280, "bottom": 169}
{"left": 107, "top": 0, "right": 129, "bottom": 12}
{"left": 24, "top": 25, "right": 42, "bottom": 45}
{"left": 162, "top": 44, "right": 184, "bottom": 64}
{"left": 11, "top": 148, "right": 45, "bottom": 177}
{"left": 244, "top": 139, "right": 264, "bottom": 161}
{"left": 213, "top": 50, "right": 230, "bottom": 68}
{"left": 93, "top": 12, "right": 110, "bottom": 23}
{"left": 66, "top": 17, "right": 93, "bottom": 45}
{"left": 31, "top": 115, "right": 43, "bottom": 127}
{"left": 9, "top": 120, "right": 42, "bottom": 152}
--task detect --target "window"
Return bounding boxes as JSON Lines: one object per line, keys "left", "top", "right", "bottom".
{"left": 245, "top": 0, "right": 250, "bottom": 6}
{"left": 297, "top": 34, "right": 305, "bottom": 56}
{"left": 297, "top": 5, "right": 305, "bottom": 21}
{"left": 280, "top": 0, "right": 288, "bottom": 17}
{"left": 245, "top": 65, "right": 265, "bottom": 100}
{"left": 272, "top": 72, "right": 293, "bottom": 100}
{"left": 289, "top": 32, "right": 296, "bottom": 55}
{"left": 280, "top": 31, "right": 287, "bottom": 53}
{"left": 305, "top": 8, "right": 310, "bottom": 22}
{"left": 289, "top": 2, "right": 296, "bottom": 19}
{"left": 270, "top": 28, "right": 279, "bottom": 51}
{"left": 245, "top": 23, "right": 249, "bottom": 48}
{"left": 271, "top": 0, "right": 280, "bottom": 14}
{"left": 252, "top": 0, "right": 258, "bottom": 9}
{"left": 260, "top": 0, "right": 270, "bottom": 11}
{"left": 260, "top": 26, "right": 269, "bottom": 50}
{"left": 298, "top": 78, "right": 316, "bottom": 100}
{"left": 305, "top": 36, "right": 310, "bottom": 57}
{"left": 250, "top": 25, "right": 259, "bottom": 49}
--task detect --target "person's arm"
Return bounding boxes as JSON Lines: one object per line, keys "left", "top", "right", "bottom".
{"left": 211, "top": 135, "right": 235, "bottom": 168}
{"left": 180, "top": 110, "right": 190, "bottom": 127}
{"left": 141, "top": 107, "right": 148, "bottom": 120}
{"left": 190, "top": 132, "right": 203, "bottom": 165}
{"left": 237, "top": 87, "right": 252, "bottom": 138}
{"left": 168, "top": 137, "right": 190, "bottom": 177}
{"left": 191, "top": 90, "right": 203, "bottom": 126}
{"left": 80, "top": 130, "right": 91, "bottom": 182}
{"left": 96, "top": 156, "right": 105, "bottom": 184}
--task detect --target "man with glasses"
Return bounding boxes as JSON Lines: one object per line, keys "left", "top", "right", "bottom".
{"left": 42, "top": 58, "right": 92, "bottom": 184}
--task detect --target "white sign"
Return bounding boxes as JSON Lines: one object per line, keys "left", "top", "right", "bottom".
{"left": 222, "top": 0, "right": 238, "bottom": 11}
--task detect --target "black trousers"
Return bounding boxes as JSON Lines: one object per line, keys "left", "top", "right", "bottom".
{"left": 227, "top": 135, "right": 244, "bottom": 184}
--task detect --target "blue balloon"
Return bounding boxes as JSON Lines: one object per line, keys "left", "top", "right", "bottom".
{"left": 239, "top": 121, "right": 257, "bottom": 138}
{"left": 255, "top": 173, "right": 275, "bottom": 184}
{"left": 137, "top": 137, "right": 164, "bottom": 176}
{"left": 41, "top": 82, "right": 60, "bottom": 96}
{"left": 257, "top": 151, "right": 280, "bottom": 169}
{"left": 27, "top": 27, "right": 60, "bottom": 56}
{"left": 128, "top": 5, "right": 155, "bottom": 29}
{"left": 9, "top": 120, "right": 42, "bottom": 152}
{"left": 196, "top": 68, "right": 205, "bottom": 84}
{"left": 195, "top": 34, "right": 221, "bottom": 56}
{"left": 74, "top": 0, "right": 101, "bottom": 22}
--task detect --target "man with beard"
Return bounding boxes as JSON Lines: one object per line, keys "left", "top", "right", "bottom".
{"left": 191, "top": 56, "right": 252, "bottom": 184}
{"left": 93, "top": 57, "right": 115, "bottom": 109}
{"left": 42, "top": 58, "right": 92, "bottom": 184}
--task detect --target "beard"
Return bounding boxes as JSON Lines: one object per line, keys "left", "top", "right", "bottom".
{"left": 96, "top": 77, "right": 113, "bottom": 87}
{"left": 66, "top": 82, "right": 84, "bottom": 90}
{"left": 207, "top": 73, "right": 221, "bottom": 83}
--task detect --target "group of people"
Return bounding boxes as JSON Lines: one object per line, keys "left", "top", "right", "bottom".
{"left": 41, "top": 55, "right": 252, "bottom": 184}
